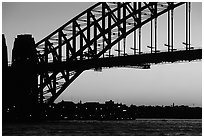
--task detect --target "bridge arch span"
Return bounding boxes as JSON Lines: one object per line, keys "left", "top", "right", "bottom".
{"left": 35, "top": 2, "right": 201, "bottom": 103}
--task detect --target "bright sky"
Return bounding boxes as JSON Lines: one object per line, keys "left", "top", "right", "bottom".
{"left": 2, "top": 2, "right": 202, "bottom": 106}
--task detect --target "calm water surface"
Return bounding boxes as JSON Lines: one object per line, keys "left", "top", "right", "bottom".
{"left": 2, "top": 119, "right": 202, "bottom": 136}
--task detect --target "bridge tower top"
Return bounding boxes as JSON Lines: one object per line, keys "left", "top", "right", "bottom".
{"left": 12, "top": 34, "right": 37, "bottom": 65}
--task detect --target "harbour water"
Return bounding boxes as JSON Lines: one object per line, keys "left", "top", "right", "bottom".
{"left": 2, "top": 119, "right": 201, "bottom": 136}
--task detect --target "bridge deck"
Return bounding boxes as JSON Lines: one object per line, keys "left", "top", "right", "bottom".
{"left": 37, "top": 49, "right": 201, "bottom": 72}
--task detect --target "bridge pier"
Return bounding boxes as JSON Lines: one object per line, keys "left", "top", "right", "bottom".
{"left": 2, "top": 34, "right": 9, "bottom": 122}
{"left": 5, "top": 34, "right": 42, "bottom": 121}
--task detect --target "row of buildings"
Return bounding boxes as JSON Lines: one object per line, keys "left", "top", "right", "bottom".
{"left": 4, "top": 100, "right": 201, "bottom": 121}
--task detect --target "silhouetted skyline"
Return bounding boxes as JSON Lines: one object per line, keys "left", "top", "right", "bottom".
{"left": 4, "top": 99, "right": 201, "bottom": 122}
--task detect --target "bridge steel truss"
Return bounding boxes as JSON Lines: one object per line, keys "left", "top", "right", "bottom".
{"left": 35, "top": 2, "right": 195, "bottom": 103}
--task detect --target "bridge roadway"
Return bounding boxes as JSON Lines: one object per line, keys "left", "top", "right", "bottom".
{"left": 37, "top": 49, "right": 202, "bottom": 73}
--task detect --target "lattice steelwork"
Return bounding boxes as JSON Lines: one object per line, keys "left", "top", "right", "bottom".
{"left": 35, "top": 2, "right": 194, "bottom": 103}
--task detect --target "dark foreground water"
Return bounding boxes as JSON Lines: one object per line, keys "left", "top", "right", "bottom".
{"left": 2, "top": 119, "right": 201, "bottom": 136}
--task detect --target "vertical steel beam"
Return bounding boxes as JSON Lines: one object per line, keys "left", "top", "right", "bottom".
{"left": 108, "top": 8, "right": 111, "bottom": 57}
{"left": 66, "top": 43, "right": 69, "bottom": 61}
{"left": 154, "top": 3, "right": 157, "bottom": 53}
{"left": 58, "top": 31, "right": 62, "bottom": 62}
{"left": 53, "top": 76, "right": 56, "bottom": 95}
{"left": 66, "top": 40, "right": 70, "bottom": 80}
{"left": 123, "top": 38, "right": 126, "bottom": 56}
{"left": 123, "top": 3, "right": 126, "bottom": 56}
{"left": 44, "top": 39, "right": 49, "bottom": 75}
{"left": 186, "top": 2, "right": 188, "bottom": 50}
{"left": 168, "top": 10, "right": 170, "bottom": 52}
{"left": 52, "top": 39, "right": 56, "bottom": 94}
{"left": 171, "top": 8, "right": 174, "bottom": 52}
{"left": 102, "top": 39, "right": 105, "bottom": 58}
{"left": 66, "top": 41, "right": 70, "bottom": 80}
{"left": 40, "top": 74, "right": 44, "bottom": 104}
{"left": 80, "top": 33, "right": 83, "bottom": 60}
{"left": 151, "top": 19, "right": 153, "bottom": 53}
{"left": 45, "top": 40, "right": 48, "bottom": 64}
{"left": 94, "top": 23, "right": 97, "bottom": 55}
{"left": 102, "top": 3, "right": 105, "bottom": 58}
{"left": 87, "top": 12, "right": 91, "bottom": 59}
{"left": 138, "top": 2, "right": 141, "bottom": 54}
{"left": 189, "top": 2, "right": 191, "bottom": 50}
{"left": 134, "top": 2, "right": 137, "bottom": 55}
{"left": 155, "top": 19, "right": 157, "bottom": 53}
{"left": 123, "top": 4, "right": 126, "bottom": 34}
{"left": 72, "top": 22, "right": 76, "bottom": 56}
{"left": 117, "top": 2, "right": 121, "bottom": 56}
{"left": 139, "top": 29, "right": 141, "bottom": 54}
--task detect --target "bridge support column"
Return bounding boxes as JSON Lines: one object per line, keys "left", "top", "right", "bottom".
{"left": 11, "top": 34, "right": 39, "bottom": 120}
{"left": 2, "top": 34, "right": 10, "bottom": 122}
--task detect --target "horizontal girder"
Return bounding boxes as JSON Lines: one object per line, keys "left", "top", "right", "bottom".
{"left": 37, "top": 48, "right": 202, "bottom": 73}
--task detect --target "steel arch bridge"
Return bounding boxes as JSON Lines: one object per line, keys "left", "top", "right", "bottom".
{"left": 32, "top": 2, "right": 201, "bottom": 104}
